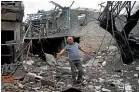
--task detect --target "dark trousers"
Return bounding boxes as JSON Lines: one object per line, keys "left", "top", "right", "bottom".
{"left": 69, "top": 60, "right": 83, "bottom": 82}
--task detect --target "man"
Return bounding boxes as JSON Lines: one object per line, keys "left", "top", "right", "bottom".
{"left": 57, "top": 36, "right": 90, "bottom": 84}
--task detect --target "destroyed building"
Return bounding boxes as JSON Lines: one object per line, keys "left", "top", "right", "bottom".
{"left": 1, "top": 1, "right": 139, "bottom": 92}
{"left": 1, "top": 1, "right": 24, "bottom": 64}
{"left": 23, "top": 2, "right": 114, "bottom": 60}
{"left": 1, "top": 1, "right": 114, "bottom": 64}
{"left": 98, "top": 1, "right": 139, "bottom": 64}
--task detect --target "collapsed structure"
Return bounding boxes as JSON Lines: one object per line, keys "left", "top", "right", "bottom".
{"left": 23, "top": 1, "right": 100, "bottom": 57}
{"left": 98, "top": 1, "right": 139, "bottom": 64}
{"left": 1, "top": 1, "right": 139, "bottom": 92}
{"left": 1, "top": 1, "right": 24, "bottom": 64}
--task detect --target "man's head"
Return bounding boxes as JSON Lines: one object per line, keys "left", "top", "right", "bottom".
{"left": 67, "top": 36, "right": 74, "bottom": 44}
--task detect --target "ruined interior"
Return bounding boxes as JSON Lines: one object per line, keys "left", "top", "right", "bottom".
{"left": 1, "top": 1, "right": 24, "bottom": 64}
{"left": 1, "top": 1, "right": 139, "bottom": 92}
{"left": 1, "top": 31, "right": 14, "bottom": 64}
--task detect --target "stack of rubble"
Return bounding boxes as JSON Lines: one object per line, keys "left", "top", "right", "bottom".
{"left": 1, "top": 47, "right": 139, "bottom": 92}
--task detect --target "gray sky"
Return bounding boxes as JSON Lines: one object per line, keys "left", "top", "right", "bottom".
{"left": 23, "top": 0, "right": 139, "bottom": 21}
{"left": 23, "top": 0, "right": 106, "bottom": 21}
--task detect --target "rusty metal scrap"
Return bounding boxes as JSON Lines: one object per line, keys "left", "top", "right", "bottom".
{"left": 50, "top": 1, "right": 63, "bottom": 9}
{"left": 2, "top": 76, "right": 17, "bottom": 83}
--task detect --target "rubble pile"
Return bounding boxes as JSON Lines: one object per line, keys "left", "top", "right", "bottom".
{"left": 81, "top": 46, "right": 139, "bottom": 92}
{"left": 1, "top": 54, "right": 73, "bottom": 92}
{"left": 1, "top": 47, "right": 139, "bottom": 92}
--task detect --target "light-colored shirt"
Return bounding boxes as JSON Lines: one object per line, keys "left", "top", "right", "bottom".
{"left": 65, "top": 42, "right": 80, "bottom": 61}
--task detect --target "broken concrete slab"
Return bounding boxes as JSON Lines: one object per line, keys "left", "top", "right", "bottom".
{"left": 56, "top": 66, "right": 71, "bottom": 75}
{"left": 106, "top": 46, "right": 118, "bottom": 51}
{"left": 135, "top": 66, "right": 139, "bottom": 71}
{"left": 96, "top": 56, "right": 103, "bottom": 59}
{"left": 13, "top": 64, "right": 26, "bottom": 79}
{"left": 92, "top": 59, "right": 101, "bottom": 67}
{"left": 26, "top": 72, "right": 43, "bottom": 79}
{"left": 102, "top": 61, "right": 107, "bottom": 66}
{"left": 44, "top": 53, "right": 57, "bottom": 66}
{"left": 41, "top": 79, "right": 55, "bottom": 87}
{"left": 98, "top": 78, "right": 105, "bottom": 83}
{"left": 124, "top": 83, "right": 133, "bottom": 92}
{"left": 134, "top": 74, "right": 138, "bottom": 78}
{"left": 101, "top": 88, "right": 111, "bottom": 92}
{"left": 2, "top": 63, "right": 26, "bottom": 80}
{"left": 82, "top": 54, "right": 91, "bottom": 63}
{"left": 23, "top": 60, "right": 35, "bottom": 65}
{"left": 17, "top": 82, "right": 24, "bottom": 89}
{"left": 83, "top": 59, "right": 93, "bottom": 67}
{"left": 38, "top": 66, "right": 48, "bottom": 70}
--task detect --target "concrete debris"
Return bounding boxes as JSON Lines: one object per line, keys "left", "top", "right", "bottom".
{"left": 44, "top": 53, "right": 57, "bottom": 65}
{"left": 1, "top": 46, "right": 139, "bottom": 92}
{"left": 83, "top": 59, "right": 93, "bottom": 67}
{"left": 135, "top": 66, "right": 139, "bottom": 70}
{"left": 98, "top": 78, "right": 105, "bottom": 83}
{"left": 92, "top": 59, "right": 101, "bottom": 67}
{"left": 102, "top": 61, "right": 107, "bottom": 66}
{"left": 94, "top": 85, "right": 101, "bottom": 91}
{"left": 23, "top": 60, "right": 35, "bottom": 65}
{"left": 107, "top": 46, "right": 117, "bottom": 51}
{"left": 134, "top": 74, "right": 138, "bottom": 78}
{"left": 57, "top": 56, "right": 69, "bottom": 67}
{"left": 38, "top": 66, "right": 48, "bottom": 70}
{"left": 87, "top": 85, "right": 94, "bottom": 91}
{"left": 96, "top": 56, "right": 102, "bottom": 59}
{"left": 101, "top": 88, "right": 111, "bottom": 92}
{"left": 125, "top": 83, "right": 133, "bottom": 92}
{"left": 17, "top": 82, "right": 24, "bottom": 89}
{"left": 82, "top": 54, "right": 91, "bottom": 63}
{"left": 41, "top": 79, "right": 55, "bottom": 87}
{"left": 2, "top": 63, "right": 26, "bottom": 80}
{"left": 26, "top": 72, "right": 43, "bottom": 79}
{"left": 57, "top": 82, "right": 65, "bottom": 87}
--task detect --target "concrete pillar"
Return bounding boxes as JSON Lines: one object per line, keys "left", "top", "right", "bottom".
{"left": 14, "top": 22, "right": 21, "bottom": 40}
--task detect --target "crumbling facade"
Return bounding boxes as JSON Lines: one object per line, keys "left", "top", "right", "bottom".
{"left": 1, "top": 1, "right": 24, "bottom": 64}
{"left": 24, "top": 8, "right": 98, "bottom": 38}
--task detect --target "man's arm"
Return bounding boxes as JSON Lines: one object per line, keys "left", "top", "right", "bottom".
{"left": 57, "top": 49, "right": 65, "bottom": 56}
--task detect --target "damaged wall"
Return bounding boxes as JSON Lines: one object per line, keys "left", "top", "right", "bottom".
{"left": 24, "top": 37, "right": 80, "bottom": 59}
{"left": 1, "top": 22, "right": 22, "bottom": 40}
{"left": 1, "top": 1, "right": 24, "bottom": 64}
{"left": 24, "top": 8, "right": 114, "bottom": 52}
{"left": 79, "top": 20, "right": 116, "bottom": 51}
{"left": 70, "top": 10, "right": 116, "bottom": 51}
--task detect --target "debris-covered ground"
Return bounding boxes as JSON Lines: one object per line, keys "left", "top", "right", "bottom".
{"left": 1, "top": 46, "right": 139, "bottom": 92}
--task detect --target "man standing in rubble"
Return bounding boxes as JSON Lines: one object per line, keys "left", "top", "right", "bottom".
{"left": 57, "top": 36, "right": 90, "bottom": 85}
